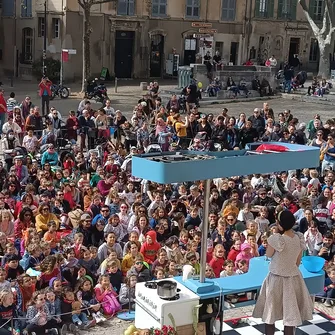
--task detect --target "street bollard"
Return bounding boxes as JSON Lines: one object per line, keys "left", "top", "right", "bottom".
{"left": 115, "top": 77, "right": 118, "bottom": 93}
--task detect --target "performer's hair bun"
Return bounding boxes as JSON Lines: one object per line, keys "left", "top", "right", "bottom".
{"left": 277, "top": 210, "right": 295, "bottom": 231}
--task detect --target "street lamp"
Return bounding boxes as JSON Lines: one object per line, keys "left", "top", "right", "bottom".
{"left": 42, "top": 0, "right": 47, "bottom": 76}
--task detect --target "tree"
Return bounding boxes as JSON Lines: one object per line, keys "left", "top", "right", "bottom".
{"left": 299, "top": 0, "right": 335, "bottom": 78}
{"left": 78, "top": 0, "right": 115, "bottom": 91}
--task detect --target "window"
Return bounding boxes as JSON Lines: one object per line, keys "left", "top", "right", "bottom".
{"left": 52, "top": 18, "right": 60, "bottom": 39}
{"left": 117, "top": 0, "right": 135, "bottom": 16}
{"left": 309, "top": 38, "right": 319, "bottom": 61}
{"left": 186, "top": 0, "right": 200, "bottom": 18}
{"left": 2, "top": 0, "right": 14, "bottom": 16}
{"left": 255, "top": 0, "right": 274, "bottom": 18}
{"left": 38, "top": 17, "right": 45, "bottom": 38}
{"left": 221, "top": 0, "right": 236, "bottom": 21}
{"left": 21, "top": 0, "right": 32, "bottom": 17}
{"left": 309, "top": 0, "right": 324, "bottom": 21}
{"left": 22, "top": 27, "right": 33, "bottom": 63}
{"left": 152, "top": 0, "right": 167, "bottom": 16}
{"left": 278, "top": 0, "right": 297, "bottom": 20}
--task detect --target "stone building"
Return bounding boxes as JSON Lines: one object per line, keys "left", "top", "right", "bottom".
{"left": 0, "top": 0, "right": 330, "bottom": 80}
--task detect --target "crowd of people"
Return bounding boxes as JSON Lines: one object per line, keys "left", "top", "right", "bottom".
{"left": 0, "top": 82, "right": 334, "bottom": 335}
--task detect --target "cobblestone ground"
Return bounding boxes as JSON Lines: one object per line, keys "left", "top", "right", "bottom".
{"left": 4, "top": 80, "right": 334, "bottom": 334}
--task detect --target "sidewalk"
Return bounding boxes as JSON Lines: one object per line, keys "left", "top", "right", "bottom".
{"left": 281, "top": 86, "right": 335, "bottom": 106}
{"left": 0, "top": 78, "right": 178, "bottom": 102}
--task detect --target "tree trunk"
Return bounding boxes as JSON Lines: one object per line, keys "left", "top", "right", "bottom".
{"left": 318, "top": 41, "right": 331, "bottom": 78}
{"left": 81, "top": 7, "right": 91, "bottom": 92}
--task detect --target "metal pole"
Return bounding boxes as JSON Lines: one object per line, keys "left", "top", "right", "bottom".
{"left": 43, "top": 0, "right": 47, "bottom": 76}
{"left": 13, "top": 0, "right": 17, "bottom": 79}
{"left": 60, "top": 50, "right": 63, "bottom": 86}
{"left": 115, "top": 77, "right": 118, "bottom": 93}
{"left": 199, "top": 179, "right": 211, "bottom": 283}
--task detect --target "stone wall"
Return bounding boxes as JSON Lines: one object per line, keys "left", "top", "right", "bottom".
{"left": 191, "top": 64, "right": 276, "bottom": 90}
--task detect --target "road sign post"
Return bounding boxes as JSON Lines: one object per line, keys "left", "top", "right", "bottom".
{"left": 60, "top": 49, "right": 76, "bottom": 86}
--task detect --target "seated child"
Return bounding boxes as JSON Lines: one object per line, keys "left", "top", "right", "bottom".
{"left": 0, "top": 268, "right": 10, "bottom": 291}
{"left": 106, "top": 260, "right": 123, "bottom": 294}
{"left": 153, "top": 266, "right": 165, "bottom": 280}
{"left": 127, "top": 255, "right": 151, "bottom": 282}
{"left": 45, "top": 287, "right": 62, "bottom": 326}
{"left": 185, "top": 251, "right": 200, "bottom": 275}
{"left": 72, "top": 300, "right": 96, "bottom": 329}
{"left": 98, "top": 250, "right": 121, "bottom": 275}
{"left": 119, "top": 275, "right": 137, "bottom": 309}
{"left": 26, "top": 291, "right": 59, "bottom": 335}
{"left": 0, "top": 290, "right": 20, "bottom": 334}
{"left": 75, "top": 277, "right": 106, "bottom": 324}
{"left": 236, "top": 259, "right": 249, "bottom": 274}
{"left": 323, "top": 265, "right": 335, "bottom": 307}
{"left": 94, "top": 274, "right": 121, "bottom": 316}
{"left": 220, "top": 259, "right": 237, "bottom": 277}
{"left": 5, "top": 255, "right": 24, "bottom": 281}
{"left": 258, "top": 235, "right": 268, "bottom": 256}
{"left": 205, "top": 264, "right": 215, "bottom": 279}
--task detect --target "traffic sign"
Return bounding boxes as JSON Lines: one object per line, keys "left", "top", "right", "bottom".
{"left": 62, "top": 49, "right": 77, "bottom": 55}
{"left": 199, "top": 28, "right": 217, "bottom": 34}
{"left": 192, "top": 22, "right": 212, "bottom": 28}
{"left": 193, "top": 34, "right": 212, "bottom": 38}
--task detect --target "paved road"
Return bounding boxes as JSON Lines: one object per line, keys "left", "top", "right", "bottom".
{"left": 4, "top": 79, "right": 334, "bottom": 123}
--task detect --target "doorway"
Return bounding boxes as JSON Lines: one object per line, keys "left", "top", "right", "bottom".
{"left": 184, "top": 37, "right": 197, "bottom": 65}
{"left": 230, "top": 42, "right": 239, "bottom": 65}
{"left": 115, "top": 31, "right": 134, "bottom": 78}
{"left": 150, "top": 35, "right": 164, "bottom": 77}
{"left": 289, "top": 37, "right": 300, "bottom": 65}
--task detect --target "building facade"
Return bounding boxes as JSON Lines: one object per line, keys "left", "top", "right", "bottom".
{"left": 0, "top": 0, "right": 330, "bottom": 80}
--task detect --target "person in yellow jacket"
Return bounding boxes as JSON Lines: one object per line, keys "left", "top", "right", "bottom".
{"left": 121, "top": 242, "right": 143, "bottom": 276}
{"left": 173, "top": 114, "right": 189, "bottom": 148}
{"left": 35, "top": 202, "right": 59, "bottom": 236}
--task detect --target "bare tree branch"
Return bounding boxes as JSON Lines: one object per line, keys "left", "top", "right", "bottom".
{"left": 298, "top": 0, "right": 321, "bottom": 35}
{"left": 320, "top": 4, "right": 328, "bottom": 36}
{"left": 325, "top": 27, "right": 335, "bottom": 44}
{"left": 79, "top": 0, "right": 115, "bottom": 8}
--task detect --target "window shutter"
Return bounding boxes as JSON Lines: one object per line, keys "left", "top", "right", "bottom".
{"left": 277, "top": 0, "right": 283, "bottom": 18}
{"left": 22, "top": 0, "right": 33, "bottom": 17}
{"left": 128, "top": 0, "right": 135, "bottom": 15}
{"left": 27, "top": 0, "right": 32, "bottom": 17}
{"left": 290, "top": 0, "right": 297, "bottom": 20}
{"left": 160, "top": 1, "right": 167, "bottom": 15}
{"left": 222, "top": 0, "right": 228, "bottom": 20}
{"left": 309, "top": 0, "right": 315, "bottom": 16}
{"left": 230, "top": 0, "right": 236, "bottom": 20}
{"left": 152, "top": 4, "right": 158, "bottom": 15}
{"left": 255, "top": 0, "right": 260, "bottom": 18}
{"left": 2, "top": 0, "right": 14, "bottom": 16}
{"left": 268, "top": 0, "right": 274, "bottom": 17}
{"left": 117, "top": 0, "right": 127, "bottom": 15}
{"left": 193, "top": 5, "right": 199, "bottom": 17}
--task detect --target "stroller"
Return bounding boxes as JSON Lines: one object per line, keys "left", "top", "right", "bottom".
{"left": 292, "top": 71, "right": 307, "bottom": 90}
{"left": 145, "top": 144, "right": 162, "bottom": 153}
{"left": 188, "top": 132, "right": 211, "bottom": 151}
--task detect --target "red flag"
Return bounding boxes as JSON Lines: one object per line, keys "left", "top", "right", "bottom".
{"left": 62, "top": 50, "right": 69, "bottom": 62}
